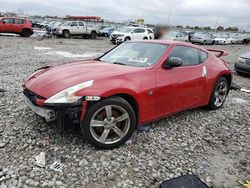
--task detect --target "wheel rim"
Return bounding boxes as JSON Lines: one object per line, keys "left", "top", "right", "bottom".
{"left": 90, "top": 105, "right": 130, "bottom": 144}
{"left": 214, "top": 81, "right": 228, "bottom": 107}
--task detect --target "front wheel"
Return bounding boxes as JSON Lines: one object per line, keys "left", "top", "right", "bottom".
{"left": 63, "top": 30, "right": 70, "bottom": 38}
{"left": 82, "top": 97, "right": 136, "bottom": 149}
{"left": 207, "top": 77, "right": 229, "bottom": 110}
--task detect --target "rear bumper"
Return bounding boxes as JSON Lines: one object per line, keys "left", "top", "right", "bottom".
{"left": 234, "top": 62, "right": 250, "bottom": 74}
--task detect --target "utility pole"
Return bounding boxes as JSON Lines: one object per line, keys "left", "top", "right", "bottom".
{"left": 167, "top": 7, "right": 172, "bottom": 24}
{"left": 214, "top": 16, "right": 219, "bottom": 32}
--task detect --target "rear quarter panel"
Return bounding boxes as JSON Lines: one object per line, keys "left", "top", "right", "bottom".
{"left": 203, "top": 54, "right": 231, "bottom": 103}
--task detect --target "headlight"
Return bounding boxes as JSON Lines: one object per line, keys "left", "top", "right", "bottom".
{"left": 45, "top": 80, "right": 94, "bottom": 104}
{"left": 117, "top": 34, "right": 124, "bottom": 37}
{"left": 238, "top": 57, "right": 247, "bottom": 64}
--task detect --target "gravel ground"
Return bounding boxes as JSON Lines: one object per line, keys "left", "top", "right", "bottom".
{"left": 0, "top": 36, "right": 249, "bottom": 188}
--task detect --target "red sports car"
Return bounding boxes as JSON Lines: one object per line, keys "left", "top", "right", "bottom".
{"left": 23, "top": 41, "right": 232, "bottom": 149}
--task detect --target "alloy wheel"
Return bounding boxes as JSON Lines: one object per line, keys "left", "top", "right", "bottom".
{"left": 90, "top": 105, "right": 130, "bottom": 144}
{"left": 214, "top": 81, "right": 228, "bottom": 107}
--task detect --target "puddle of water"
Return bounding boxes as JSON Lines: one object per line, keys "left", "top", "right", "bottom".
{"left": 34, "top": 46, "right": 52, "bottom": 50}
{"left": 231, "top": 97, "right": 250, "bottom": 105}
{"left": 44, "top": 51, "right": 102, "bottom": 58}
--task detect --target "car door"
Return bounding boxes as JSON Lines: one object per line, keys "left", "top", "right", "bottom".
{"left": 1, "top": 18, "right": 15, "bottom": 33}
{"left": 77, "top": 21, "right": 86, "bottom": 34}
{"left": 70, "top": 21, "right": 78, "bottom": 35}
{"left": 13, "top": 19, "right": 25, "bottom": 33}
{"left": 131, "top": 28, "right": 141, "bottom": 40}
{"left": 155, "top": 45, "right": 207, "bottom": 117}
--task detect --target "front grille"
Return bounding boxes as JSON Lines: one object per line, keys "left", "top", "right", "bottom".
{"left": 23, "top": 89, "right": 45, "bottom": 104}
{"left": 111, "top": 35, "right": 118, "bottom": 39}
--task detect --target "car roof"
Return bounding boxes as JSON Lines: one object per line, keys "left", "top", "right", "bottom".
{"left": 1, "top": 17, "right": 27, "bottom": 20}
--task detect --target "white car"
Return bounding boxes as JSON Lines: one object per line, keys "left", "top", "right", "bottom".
{"left": 214, "top": 36, "right": 233, "bottom": 45}
{"left": 146, "top": 28, "right": 154, "bottom": 39}
{"left": 110, "top": 27, "right": 151, "bottom": 44}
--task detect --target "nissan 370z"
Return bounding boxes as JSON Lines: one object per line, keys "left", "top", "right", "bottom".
{"left": 23, "top": 41, "right": 232, "bottom": 149}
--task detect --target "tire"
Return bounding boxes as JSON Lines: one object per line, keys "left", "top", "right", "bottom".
{"left": 143, "top": 37, "right": 148, "bottom": 40}
{"left": 124, "top": 37, "right": 131, "bottom": 42}
{"left": 90, "top": 31, "right": 97, "bottom": 39}
{"left": 21, "top": 29, "right": 31, "bottom": 37}
{"left": 82, "top": 97, "right": 136, "bottom": 149}
{"left": 203, "top": 40, "right": 206, "bottom": 45}
{"left": 63, "top": 30, "right": 70, "bottom": 38}
{"left": 207, "top": 77, "right": 229, "bottom": 110}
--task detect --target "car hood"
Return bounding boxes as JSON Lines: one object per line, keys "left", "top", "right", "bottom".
{"left": 240, "top": 52, "right": 250, "bottom": 59}
{"left": 25, "top": 60, "right": 143, "bottom": 98}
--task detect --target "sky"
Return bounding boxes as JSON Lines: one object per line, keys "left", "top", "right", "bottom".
{"left": 0, "top": 0, "right": 250, "bottom": 29}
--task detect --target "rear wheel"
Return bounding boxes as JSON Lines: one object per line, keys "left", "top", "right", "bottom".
{"left": 207, "top": 77, "right": 229, "bottom": 110}
{"left": 90, "top": 31, "right": 97, "bottom": 39}
{"left": 82, "top": 97, "right": 136, "bottom": 149}
{"left": 63, "top": 30, "right": 70, "bottom": 38}
{"left": 21, "top": 29, "right": 31, "bottom": 37}
{"left": 143, "top": 37, "right": 148, "bottom": 40}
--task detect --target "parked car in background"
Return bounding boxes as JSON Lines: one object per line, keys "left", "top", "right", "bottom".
{"left": 234, "top": 52, "right": 250, "bottom": 75}
{"left": 46, "top": 21, "right": 64, "bottom": 34}
{"left": 214, "top": 36, "right": 233, "bottom": 45}
{"left": 110, "top": 27, "right": 151, "bottom": 44}
{"left": 231, "top": 34, "right": 244, "bottom": 44}
{"left": 0, "top": 17, "right": 33, "bottom": 37}
{"left": 23, "top": 41, "right": 232, "bottom": 149}
{"left": 162, "top": 31, "right": 189, "bottom": 42}
{"left": 99, "top": 27, "right": 115, "bottom": 37}
{"left": 146, "top": 28, "right": 154, "bottom": 39}
{"left": 54, "top": 21, "right": 98, "bottom": 39}
{"left": 242, "top": 34, "right": 250, "bottom": 44}
{"left": 190, "top": 32, "right": 214, "bottom": 45}
{"left": 39, "top": 21, "right": 50, "bottom": 28}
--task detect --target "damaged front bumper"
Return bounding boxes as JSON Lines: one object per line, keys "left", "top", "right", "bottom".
{"left": 23, "top": 88, "right": 86, "bottom": 132}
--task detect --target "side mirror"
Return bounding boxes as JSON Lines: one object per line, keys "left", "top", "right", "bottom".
{"left": 163, "top": 57, "right": 183, "bottom": 69}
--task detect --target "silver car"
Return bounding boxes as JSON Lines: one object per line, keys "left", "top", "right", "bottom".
{"left": 190, "top": 33, "right": 214, "bottom": 45}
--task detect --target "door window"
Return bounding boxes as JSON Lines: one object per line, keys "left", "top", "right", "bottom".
{"left": 14, "top": 19, "right": 25, "bottom": 24}
{"left": 169, "top": 46, "right": 199, "bottom": 66}
{"left": 3, "top": 18, "right": 14, "bottom": 24}
{"left": 70, "top": 22, "right": 78, "bottom": 27}
{"left": 133, "top": 28, "right": 145, "bottom": 33}
{"left": 78, "top": 22, "right": 85, "bottom": 26}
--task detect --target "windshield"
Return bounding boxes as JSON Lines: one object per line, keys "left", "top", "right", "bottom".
{"left": 99, "top": 42, "right": 168, "bottom": 67}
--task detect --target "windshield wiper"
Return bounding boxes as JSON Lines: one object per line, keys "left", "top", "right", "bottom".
{"left": 113, "top": 62, "right": 126, "bottom": 65}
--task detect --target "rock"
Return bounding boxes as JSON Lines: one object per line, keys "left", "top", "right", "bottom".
{"left": 0, "top": 143, "right": 5, "bottom": 148}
